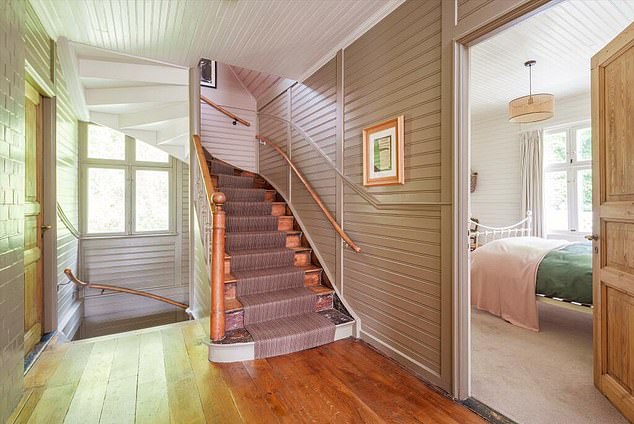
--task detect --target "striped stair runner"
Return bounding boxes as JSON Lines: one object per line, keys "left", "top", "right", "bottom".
{"left": 211, "top": 159, "right": 335, "bottom": 358}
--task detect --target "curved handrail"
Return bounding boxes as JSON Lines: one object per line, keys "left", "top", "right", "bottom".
{"left": 257, "top": 112, "right": 451, "bottom": 209}
{"left": 57, "top": 202, "right": 80, "bottom": 238}
{"left": 256, "top": 134, "right": 361, "bottom": 253}
{"left": 64, "top": 268, "right": 188, "bottom": 310}
{"left": 201, "top": 95, "right": 251, "bottom": 127}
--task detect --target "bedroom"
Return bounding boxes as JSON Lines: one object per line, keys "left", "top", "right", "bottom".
{"left": 466, "top": 1, "right": 634, "bottom": 423}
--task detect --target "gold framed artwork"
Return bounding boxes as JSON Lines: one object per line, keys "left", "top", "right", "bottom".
{"left": 362, "top": 115, "right": 404, "bottom": 186}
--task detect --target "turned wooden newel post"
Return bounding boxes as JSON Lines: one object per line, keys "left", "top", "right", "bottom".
{"left": 210, "top": 191, "right": 226, "bottom": 341}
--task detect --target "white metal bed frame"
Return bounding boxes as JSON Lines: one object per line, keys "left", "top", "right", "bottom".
{"left": 469, "top": 211, "right": 592, "bottom": 314}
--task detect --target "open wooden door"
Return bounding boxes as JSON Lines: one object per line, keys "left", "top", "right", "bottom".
{"left": 24, "top": 81, "right": 44, "bottom": 355}
{"left": 591, "top": 22, "right": 634, "bottom": 422}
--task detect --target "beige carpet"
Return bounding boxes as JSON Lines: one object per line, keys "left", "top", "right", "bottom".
{"left": 472, "top": 302, "right": 628, "bottom": 424}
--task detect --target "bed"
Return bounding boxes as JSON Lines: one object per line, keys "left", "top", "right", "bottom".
{"left": 469, "top": 212, "right": 593, "bottom": 331}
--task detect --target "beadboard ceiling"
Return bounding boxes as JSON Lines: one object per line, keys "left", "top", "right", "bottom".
{"left": 30, "top": 0, "right": 402, "bottom": 81}
{"left": 471, "top": 0, "right": 634, "bottom": 116}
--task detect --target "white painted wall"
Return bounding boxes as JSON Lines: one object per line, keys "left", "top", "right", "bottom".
{"left": 201, "top": 62, "right": 257, "bottom": 172}
{"left": 470, "top": 93, "right": 591, "bottom": 229}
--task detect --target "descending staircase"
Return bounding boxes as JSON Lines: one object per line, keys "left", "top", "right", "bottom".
{"left": 206, "top": 158, "right": 354, "bottom": 361}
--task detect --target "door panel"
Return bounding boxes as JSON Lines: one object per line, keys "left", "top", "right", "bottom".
{"left": 24, "top": 81, "right": 43, "bottom": 355}
{"left": 592, "top": 22, "right": 634, "bottom": 422}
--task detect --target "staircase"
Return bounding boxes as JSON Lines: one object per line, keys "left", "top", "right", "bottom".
{"left": 206, "top": 158, "right": 354, "bottom": 361}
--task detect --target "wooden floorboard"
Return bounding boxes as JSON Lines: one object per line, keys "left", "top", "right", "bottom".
{"left": 10, "top": 320, "right": 485, "bottom": 424}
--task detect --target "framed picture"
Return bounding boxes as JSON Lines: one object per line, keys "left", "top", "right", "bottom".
{"left": 362, "top": 115, "right": 404, "bottom": 186}
{"left": 200, "top": 58, "right": 217, "bottom": 88}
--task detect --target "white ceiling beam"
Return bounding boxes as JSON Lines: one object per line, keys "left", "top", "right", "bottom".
{"left": 118, "top": 103, "right": 189, "bottom": 129}
{"left": 89, "top": 111, "right": 119, "bottom": 129}
{"left": 85, "top": 85, "right": 188, "bottom": 106}
{"left": 78, "top": 59, "right": 188, "bottom": 85}
{"left": 57, "top": 37, "right": 90, "bottom": 121}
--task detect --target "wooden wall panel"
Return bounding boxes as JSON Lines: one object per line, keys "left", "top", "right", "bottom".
{"left": 342, "top": 0, "right": 444, "bottom": 383}
{"left": 457, "top": 0, "right": 497, "bottom": 23}
{"left": 290, "top": 58, "right": 338, "bottom": 279}
{"left": 200, "top": 64, "right": 258, "bottom": 172}
{"left": 201, "top": 103, "right": 257, "bottom": 172}
{"left": 259, "top": 94, "right": 290, "bottom": 197}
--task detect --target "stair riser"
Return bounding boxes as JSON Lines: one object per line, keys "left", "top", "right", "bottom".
{"left": 224, "top": 293, "right": 334, "bottom": 331}
{"left": 224, "top": 270, "right": 322, "bottom": 299}
{"left": 278, "top": 216, "right": 293, "bottom": 231}
{"left": 224, "top": 250, "right": 310, "bottom": 274}
{"left": 271, "top": 203, "right": 286, "bottom": 216}
{"left": 211, "top": 175, "right": 266, "bottom": 189}
{"left": 225, "top": 232, "right": 300, "bottom": 249}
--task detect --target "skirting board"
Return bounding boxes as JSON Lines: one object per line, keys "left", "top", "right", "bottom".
{"left": 360, "top": 329, "right": 446, "bottom": 391}
{"left": 207, "top": 320, "right": 355, "bottom": 363}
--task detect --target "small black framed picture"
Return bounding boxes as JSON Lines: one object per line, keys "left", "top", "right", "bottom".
{"left": 200, "top": 59, "right": 217, "bottom": 89}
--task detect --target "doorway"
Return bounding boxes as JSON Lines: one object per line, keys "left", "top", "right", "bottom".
{"left": 23, "top": 80, "right": 45, "bottom": 356}
{"left": 452, "top": 1, "right": 634, "bottom": 423}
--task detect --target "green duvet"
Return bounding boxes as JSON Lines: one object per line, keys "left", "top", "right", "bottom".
{"left": 535, "top": 243, "right": 593, "bottom": 305}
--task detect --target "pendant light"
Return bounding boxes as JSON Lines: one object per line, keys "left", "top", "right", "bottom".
{"left": 508, "top": 60, "right": 554, "bottom": 123}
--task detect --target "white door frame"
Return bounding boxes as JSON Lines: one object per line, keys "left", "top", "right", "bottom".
{"left": 450, "top": 0, "right": 559, "bottom": 400}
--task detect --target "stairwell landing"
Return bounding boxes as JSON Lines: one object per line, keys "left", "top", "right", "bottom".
{"left": 207, "top": 158, "right": 354, "bottom": 361}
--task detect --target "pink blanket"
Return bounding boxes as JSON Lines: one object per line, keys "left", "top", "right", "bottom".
{"left": 470, "top": 237, "right": 569, "bottom": 331}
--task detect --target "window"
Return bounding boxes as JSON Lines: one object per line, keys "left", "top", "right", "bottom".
{"left": 81, "top": 124, "right": 174, "bottom": 235}
{"left": 543, "top": 123, "right": 592, "bottom": 235}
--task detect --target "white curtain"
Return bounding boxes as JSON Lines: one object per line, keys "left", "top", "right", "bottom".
{"left": 520, "top": 130, "right": 544, "bottom": 237}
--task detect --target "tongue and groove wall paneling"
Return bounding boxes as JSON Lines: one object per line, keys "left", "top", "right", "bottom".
{"left": 342, "top": 0, "right": 446, "bottom": 389}
{"left": 258, "top": 93, "right": 290, "bottom": 198}
{"left": 290, "top": 58, "right": 338, "bottom": 282}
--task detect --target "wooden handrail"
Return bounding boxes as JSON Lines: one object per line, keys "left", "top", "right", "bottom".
{"left": 64, "top": 268, "right": 189, "bottom": 310}
{"left": 192, "top": 134, "right": 226, "bottom": 341}
{"left": 201, "top": 95, "right": 251, "bottom": 127}
{"left": 256, "top": 134, "right": 361, "bottom": 253}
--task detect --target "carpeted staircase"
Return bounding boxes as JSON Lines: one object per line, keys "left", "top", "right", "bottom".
{"left": 209, "top": 158, "right": 349, "bottom": 359}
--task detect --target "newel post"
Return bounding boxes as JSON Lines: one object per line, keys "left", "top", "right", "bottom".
{"left": 210, "top": 191, "right": 226, "bottom": 341}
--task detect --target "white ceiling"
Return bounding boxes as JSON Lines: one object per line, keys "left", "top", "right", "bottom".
{"left": 64, "top": 41, "right": 191, "bottom": 161}
{"left": 30, "top": 0, "right": 403, "bottom": 81}
{"left": 471, "top": 0, "right": 634, "bottom": 116}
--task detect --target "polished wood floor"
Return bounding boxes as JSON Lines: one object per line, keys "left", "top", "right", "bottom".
{"left": 9, "top": 320, "right": 485, "bottom": 423}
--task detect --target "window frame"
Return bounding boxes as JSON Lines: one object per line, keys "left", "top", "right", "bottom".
{"left": 543, "top": 121, "right": 592, "bottom": 237}
{"left": 80, "top": 123, "right": 176, "bottom": 237}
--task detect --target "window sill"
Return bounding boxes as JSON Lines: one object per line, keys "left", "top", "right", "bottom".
{"left": 81, "top": 232, "right": 179, "bottom": 240}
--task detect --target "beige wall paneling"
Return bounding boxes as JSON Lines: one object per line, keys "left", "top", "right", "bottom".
{"left": 259, "top": 93, "right": 291, "bottom": 198}
{"left": 290, "top": 58, "right": 338, "bottom": 279}
{"left": 342, "top": 0, "right": 448, "bottom": 389}
{"left": 200, "top": 63, "right": 257, "bottom": 172}
{"left": 443, "top": 0, "right": 556, "bottom": 399}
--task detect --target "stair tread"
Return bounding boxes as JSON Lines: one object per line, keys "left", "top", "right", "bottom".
{"left": 225, "top": 246, "right": 309, "bottom": 259}
{"left": 225, "top": 285, "right": 334, "bottom": 312}
{"left": 225, "top": 264, "right": 321, "bottom": 283}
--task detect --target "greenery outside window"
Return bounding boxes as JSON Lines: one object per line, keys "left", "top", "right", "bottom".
{"left": 81, "top": 123, "right": 175, "bottom": 236}
{"left": 543, "top": 122, "right": 591, "bottom": 236}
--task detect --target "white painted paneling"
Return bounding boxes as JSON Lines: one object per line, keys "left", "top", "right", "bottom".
{"left": 470, "top": 0, "right": 634, "bottom": 115}
{"left": 200, "top": 63, "right": 257, "bottom": 172}
{"left": 470, "top": 93, "right": 591, "bottom": 229}
{"left": 29, "top": 0, "right": 403, "bottom": 80}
